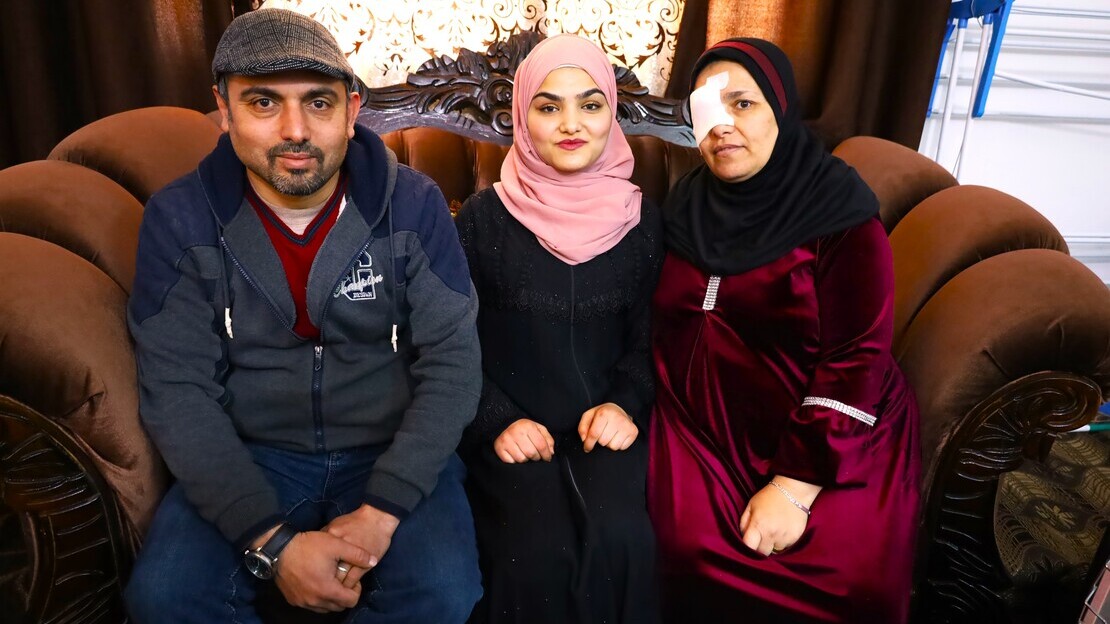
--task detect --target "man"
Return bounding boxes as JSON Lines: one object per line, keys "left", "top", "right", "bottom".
{"left": 124, "top": 8, "right": 482, "bottom": 622}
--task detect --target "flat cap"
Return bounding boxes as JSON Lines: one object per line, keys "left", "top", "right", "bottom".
{"left": 212, "top": 8, "right": 357, "bottom": 89}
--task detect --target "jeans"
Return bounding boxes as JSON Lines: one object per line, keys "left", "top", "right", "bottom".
{"left": 125, "top": 444, "right": 481, "bottom": 623}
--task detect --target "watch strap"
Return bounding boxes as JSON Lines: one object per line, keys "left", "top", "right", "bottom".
{"left": 259, "top": 523, "right": 298, "bottom": 561}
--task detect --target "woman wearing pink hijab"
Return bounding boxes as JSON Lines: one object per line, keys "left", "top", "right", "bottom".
{"left": 455, "top": 34, "right": 662, "bottom": 624}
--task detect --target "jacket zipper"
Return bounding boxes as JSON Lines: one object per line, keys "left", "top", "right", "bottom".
{"left": 223, "top": 236, "right": 328, "bottom": 451}
{"left": 310, "top": 238, "right": 378, "bottom": 452}
{"left": 312, "top": 343, "right": 325, "bottom": 452}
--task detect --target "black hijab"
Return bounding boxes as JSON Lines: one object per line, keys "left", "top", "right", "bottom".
{"left": 663, "top": 38, "right": 878, "bottom": 275}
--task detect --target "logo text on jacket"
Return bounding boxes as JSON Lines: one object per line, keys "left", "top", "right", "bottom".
{"left": 334, "top": 250, "right": 383, "bottom": 301}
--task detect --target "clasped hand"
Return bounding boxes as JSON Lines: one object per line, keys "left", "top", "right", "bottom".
{"left": 261, "top": 503, "right": 400, "bottom": 613}
{"left": 492, "top": 402, "right": 638, "bottom": 463}
{"left": 739, "top": 476, "right": 821, "bottom": 557}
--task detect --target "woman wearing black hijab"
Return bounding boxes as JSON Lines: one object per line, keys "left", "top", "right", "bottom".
{"left": 647, "top": 38, "right": 921, "bottom": 623}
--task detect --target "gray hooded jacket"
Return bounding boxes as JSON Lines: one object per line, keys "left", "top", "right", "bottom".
{"left": 129, "top": 126, "right": 480, "bottom": 546}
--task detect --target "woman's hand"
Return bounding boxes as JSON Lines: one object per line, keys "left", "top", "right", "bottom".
{"left": 739, "top": 476, "right": 821, "bottom": 556}
{"left": 578, "top": 403, "right": 639, "bottom": 452}
{"left": 493, "top": 418, "right": 555, "bottom": 463}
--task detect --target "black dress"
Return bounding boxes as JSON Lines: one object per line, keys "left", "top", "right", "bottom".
{"left": 455, "top": 188, "right": 663, "bottom": 624}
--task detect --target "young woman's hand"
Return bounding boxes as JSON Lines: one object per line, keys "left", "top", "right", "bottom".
{"left": 739, "top": 476, "right": 821, "bottom": 556}
{"left": 493, "top": 418, "right": 555, "bottom": 463}
{"left": 578, "top": 403, "right": 638, "bottom": 452}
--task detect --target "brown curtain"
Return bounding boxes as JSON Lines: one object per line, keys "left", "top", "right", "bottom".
{"left": 1, "top": 0, "right": 949, "bottom": 169}
{"left": 668, "top": 0, "right": 951, "bottom": 149}
{"left": 0, "top": 0, "right": 237, "bottom": 169}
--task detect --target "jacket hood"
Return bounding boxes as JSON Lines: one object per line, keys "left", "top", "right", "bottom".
{"left": 197, "top": 124, "right": 396, "bottom": 228}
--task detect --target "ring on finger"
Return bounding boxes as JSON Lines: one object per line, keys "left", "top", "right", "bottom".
{"left": 336, "top": 561, "right": 351, "bottom": 579}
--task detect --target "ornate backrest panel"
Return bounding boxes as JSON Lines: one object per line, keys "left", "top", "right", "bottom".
{"left": 358, "top": 32, "right": 695, "bottom": 147}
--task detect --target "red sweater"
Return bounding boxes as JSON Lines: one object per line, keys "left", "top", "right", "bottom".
{"left": 246, "top": 176, "right": 345, "bottom": 339}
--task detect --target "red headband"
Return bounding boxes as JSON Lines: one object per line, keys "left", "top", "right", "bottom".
{"left": 707, "top": 41, "right": 788, "bottom": 116}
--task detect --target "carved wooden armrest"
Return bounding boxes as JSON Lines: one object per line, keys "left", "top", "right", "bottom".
{"left": 893, "top": 249, "right": 1110, "bottom": 622}
{"left": 916, "top": 373, "right": 1102, "bottom": 623}
{"left": 0, "top": 395, "right": 132, "bottom": 624}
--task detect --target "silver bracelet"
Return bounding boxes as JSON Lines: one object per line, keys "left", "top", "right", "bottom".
{"left": 769, "top": 480, "right": 811, "bottom": 516}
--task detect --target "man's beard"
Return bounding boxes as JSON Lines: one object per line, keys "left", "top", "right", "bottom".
{"left": 257, "top": 141, "right": 336, "bottom": 196}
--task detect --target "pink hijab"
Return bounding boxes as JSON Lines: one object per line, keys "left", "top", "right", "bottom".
{"left": 494, "top": 34, "right": 642, "bottom": 265}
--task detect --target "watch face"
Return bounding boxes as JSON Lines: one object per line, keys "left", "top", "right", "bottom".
{"left": 244, "top": 550, "right": 274, "bottom": 580}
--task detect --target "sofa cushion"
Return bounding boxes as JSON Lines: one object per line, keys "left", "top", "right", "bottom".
{"left": 889, "top": 185, "right": 1068, "bottom": 346}
{"left": 48, "top": 106, "right": 220, "bottom": 204}
{"left": 994, "top": 430, "right": 1110, "bottom": 622}
{"left": 0, "top": 160, "right": 142, "bottom": 293}
{"left": 833, "top": 136, "right": 957, "bottom": 232}
{"left": 997, "top": 431, "right": 1110, "bottom": 588}
{"left": 895, "top": 249, "right": 1110, "bottom": 469}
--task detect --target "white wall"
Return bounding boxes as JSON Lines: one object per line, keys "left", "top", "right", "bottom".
{"left": 918, "top": 0, "right": 1110, "bottom": 283}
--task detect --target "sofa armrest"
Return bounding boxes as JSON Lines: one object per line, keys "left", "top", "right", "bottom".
{"left": 897, "top": 250, "right": 1110, "bottom": 467}
{"left": 0, "top": 233, "right": 169, "bottom": 530}
{"left": 0, "top": 233, "right": 170, "bottom": 622}
{"left": 915, "top": 372, "right": 1100, "bottom": 622}
{"left": 895, "top": 249, "right": 1110, "bottom": 621}
{"left": 0, "top": 395, "right": 132, "bottom": 624}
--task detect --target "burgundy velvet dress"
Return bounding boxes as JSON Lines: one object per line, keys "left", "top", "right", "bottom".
{"left": 648, "top": 217, "right": 921, "bottom": 623}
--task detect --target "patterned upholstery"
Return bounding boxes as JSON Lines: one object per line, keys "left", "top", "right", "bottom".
{"left": 996, "top": 430, "right": 1110, "bottom": 622}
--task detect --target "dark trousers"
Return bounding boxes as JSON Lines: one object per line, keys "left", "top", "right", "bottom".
{"left": 125, "top": 444, "right": 481, "bottom": 623}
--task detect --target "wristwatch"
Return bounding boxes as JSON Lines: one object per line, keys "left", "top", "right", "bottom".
{"left": 243, "top": 523, "right": 298, "bottom": 580}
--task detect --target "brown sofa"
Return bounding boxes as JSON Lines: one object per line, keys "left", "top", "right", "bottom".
{"left": 2, "top": 43, "right": 1109, "bottom": 624}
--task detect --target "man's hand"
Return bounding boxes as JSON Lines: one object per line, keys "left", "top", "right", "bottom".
{"left": 578, "top": 403, "right": 638, "bottom": 452}
{"left": 271, "top": 530, "right": 374, "bottom": 613}
{"left": 493, "top": 418, "right": 555, "bottom": 463}
{"left": 739, "top": 476, "right": 821, "bottom": 556}
{"left": 324, "top": 504, "right": 401, "bottom": 588}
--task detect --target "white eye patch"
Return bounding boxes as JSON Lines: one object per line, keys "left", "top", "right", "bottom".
{"left": 690, "top": 71, "right": 733, "bottom": 144}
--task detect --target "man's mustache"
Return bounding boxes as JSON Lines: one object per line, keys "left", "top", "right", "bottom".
{"left": 268, "top": 142, "right": 324, "bottom": 162}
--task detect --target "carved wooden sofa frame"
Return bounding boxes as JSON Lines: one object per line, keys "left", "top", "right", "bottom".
{"left": 2, "top": 33, "right": 1108, "bottom": 624}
